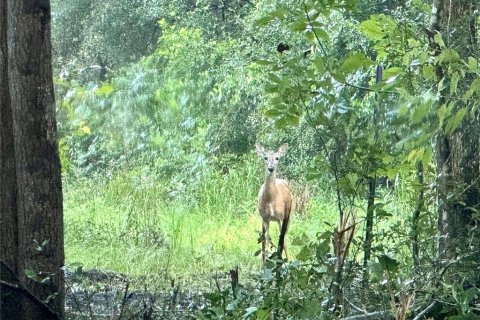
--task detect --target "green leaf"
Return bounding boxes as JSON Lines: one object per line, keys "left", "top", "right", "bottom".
{"left": 25, "top": 269, "right": 44, "bottom": 283}
{"left": 407, "top": 149, "right": 418, "bottom": 163}
{"left": 291, "top": 19, "right": 308, "bottom": 32}
{"left": 359, "top": 14, "right": 397, "bottom": 41}
{"left": 359, "top": 19, "right": 384, "bottom": 41}
{"left": 314, "top": 56, "right": 325, "bottom": 73}
{"left": 264, "top": 109, "right": 284, "bottom": 117}
{"left": 96, "top": 83, "right": 114, "bottom": 97}
{"left": 468, "top": 56, "right": 478, "bottom": 72}
{"left": 411, "top": 103, "right": 429, "bottom": 124}
{"left": 346, "top": 173, "right": 358, "bottom": 189}
{"left": 450, "top": 72, "right": 460, "bottom": 95}
{"left": 339, "top": 53, "right": 374, "bottom": 74}
{"left": 255, "top": 15, "right": 275, "bottom": 26}
{"left": 445, "top": 108, "right": 467, "bottom": 134}
{"left": 422, "top": 147, "right": 433, "bottom": 165}
{"left": 331, "top": 71, "right": 346, "bottom": 83}
{"left": 268, "top": 73, "right": 282, "bottom": 84}
{"left": 437, "top": 103, "right": 447, "bottom": 126}
{"left": 382, "top": 67, "right": 404, "bottom": 80}
{"left": 378, "top": 254, "right": 400, "bottom": 273}
{"left": 434, "top": 32, "right": 445, "bottom": 49}
{"left": 296, "top": 246, "right": 313, "bottom": 261}
{"left": 256, "top": 308, "right": 269, "bottom": 319}
{"left": 313, "top": 28, "right": 330, "bottom": 43}
{"left": 422, "top": 65, "right": 436, "bottom": 81}
{"left": 370, "top": 262, "right": 383, "bottom": 277}
{"left": 291, "top": 233, "right": 309, "bottom": 246}
{"left": 253, "top": 59, "right": 273, "bottom": 66}
{"left": 438, "top": 48, "right": 460, "bottom": 64}
{"left": 275, "top": 114, "right": 300, "bottom": 128}
{"left": 462, "top": 78, "right": 480, "bottom": 103}
{"left": 306, "top": 167, "right": 322, "bottom": 180}
{"left": 300, "top": 299, "right": 322, "bottom": 317}
{"left": 254, "top": 9, "right": 288, "bottom": 26}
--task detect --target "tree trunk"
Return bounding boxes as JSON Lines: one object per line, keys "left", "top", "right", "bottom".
{"left": 412, "top": 161, "right": 424, "bottom": 274}
{"left": 0, "top": 0, "right": 64, "bottom": 319}
{"left": 0, "top": 0, "right": 22, "bottom": 315}
{"left": 431, "top": 0, "right": 480, "bottom": 266}
{"left": 362, "top": 177, "right": 375, "bottom": 287}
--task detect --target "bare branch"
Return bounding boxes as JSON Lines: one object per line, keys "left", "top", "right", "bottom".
{"left": 340, "top": 311, "right": 392, "bottom": 320}
{"left": 413, "top": 301, "right": 437, "bottom": 320}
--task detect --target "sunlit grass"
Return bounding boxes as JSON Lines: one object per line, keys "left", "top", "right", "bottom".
{"left": 63, "top": 166, "right": 339, "bottom": 284}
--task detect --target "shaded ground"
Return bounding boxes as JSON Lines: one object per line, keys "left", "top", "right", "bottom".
{"left": 65, "top": 267, "right": 220, "bottom": 319}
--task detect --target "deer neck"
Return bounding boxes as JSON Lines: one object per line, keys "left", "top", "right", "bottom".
{"left": 264, "top": 170, "right": 278, "bottom": 194}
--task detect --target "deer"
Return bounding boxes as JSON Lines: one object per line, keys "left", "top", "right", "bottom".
{"left": 256, "top": 143, "right": 293, "bottom": 263}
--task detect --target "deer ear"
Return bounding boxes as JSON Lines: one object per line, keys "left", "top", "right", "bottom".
{"left": 256, "top": 144, "right": 265, "bottom": 157}
{"left": 277, "top": 143, "right": 288, "bottom": 156}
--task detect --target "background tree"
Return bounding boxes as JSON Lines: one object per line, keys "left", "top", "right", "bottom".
{"left": 0, "top": 0, "right": 64, "bottom": 319}
{"left": 51, "top": 0, "right": 162, "bottom": 82}
{"left": 430, "top": 0, "right": 480, "bottom": 263}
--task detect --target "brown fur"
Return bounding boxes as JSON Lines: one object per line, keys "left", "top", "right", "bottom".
{"left": 256, "top": 143, "right": 293, "bottom": 263}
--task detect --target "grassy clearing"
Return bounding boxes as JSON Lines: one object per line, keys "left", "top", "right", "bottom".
{"left": 64, "top": 150, "right": 424, "bottom": 290}
{"left": 64, "top": 160, "right": 425, "bottom": 292}
{"left": 63, "top": 163, "right": 339, "bottom": 284}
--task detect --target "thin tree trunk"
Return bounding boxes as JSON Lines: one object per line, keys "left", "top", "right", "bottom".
{"left": 362, "top": 177, "right": 375, "bottom": 287}
{"left": 362, "top": 65, "right": 382, "bottom": 287}
{"left": 428, "top": 0, "right": 450, "bottom": 261}
{"left": 412, "top": 161, "right": 424, "bottom": 273}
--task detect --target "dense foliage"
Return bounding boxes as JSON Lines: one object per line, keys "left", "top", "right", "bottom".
{"left": 52, "top": 0, "right": 480, "bottom": 318}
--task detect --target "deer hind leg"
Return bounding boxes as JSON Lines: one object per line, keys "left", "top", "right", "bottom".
{"left": 282, "top": 225, "right": 288, "bottom": 260}
{"left": 278, "top": 220, "right": 289, "bottom": 260}
{"left": 276, "top": 221, "right": 287, "bottom": 259}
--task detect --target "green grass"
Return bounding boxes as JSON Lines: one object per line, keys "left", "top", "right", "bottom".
{"left": 63, "top": 163, "right": 339, "bottom": 283}
{"left": 63, "top": 160, "right": 426, "bottom": 290}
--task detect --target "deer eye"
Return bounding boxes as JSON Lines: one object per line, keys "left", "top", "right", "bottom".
{"left": 264, "top": 157, "right": 268, "bottom": 160}
{"left": 275, "top": 157, "right": 279, "bottom": 160}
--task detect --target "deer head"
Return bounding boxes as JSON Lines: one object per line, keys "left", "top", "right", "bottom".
{"left": 256, "top": 143, "right": 288, "bottom": 174}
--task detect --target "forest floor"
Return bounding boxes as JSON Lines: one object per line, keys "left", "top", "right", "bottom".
{"left": 64, "top": 266, "right": 244, "bottom": 319}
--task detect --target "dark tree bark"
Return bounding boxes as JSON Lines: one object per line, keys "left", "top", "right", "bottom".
{"left": 362, "top": 177, "right": 375, "bottom": 287}
{"left": 0, "top": 0, "right": 64, "bottom": 319}
{"left": 431, "top": 0, "right": 480, "bottom": 267}
{"left": 0, "top": 1, "right": 22, "bottom": 316}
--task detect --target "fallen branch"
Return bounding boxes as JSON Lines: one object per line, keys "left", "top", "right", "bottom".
{"left": 340, "top": 311, "right": 393, "bottom": 320}
{"left": 413, "top": 301, "right": 437, "bottom": 320}
{"left": 0, "top": 279, "right": 63, "bottom": 320}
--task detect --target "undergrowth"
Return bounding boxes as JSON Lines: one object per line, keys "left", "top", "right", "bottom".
{"left": 63, "top": 156, "right": 338, "bottom": 285}
{"left": 63, "top": 157, "right": 460, "bottom": 319}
